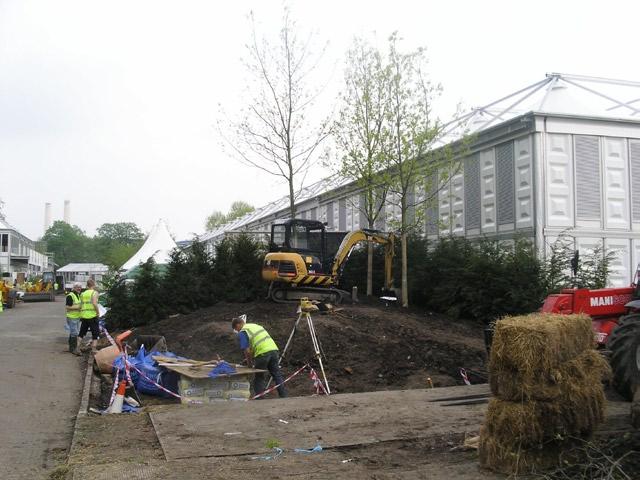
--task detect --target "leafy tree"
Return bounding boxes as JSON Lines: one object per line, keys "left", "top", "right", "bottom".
{"left": 93, "top": 222, "right": 144, "bottom": 270}
{"left": 541, "top": 235, "right": 574, "bottom": 293}
{"left": 205, "top": 201, "right": 255, "bottom": 232}
{"left": 542, "top": 235, "right": 616, "bottom": 292}
{"left": 220, "top": 8, "right": 330, "bottom": 218}
{"left": 42, "top": 221, "right": 91, "bottom": 266}
{"left": 101, "top": 243, "right": 140, "bottom": 271}
{"left": 205, "top": 211, "right": 227, "bottom": 232}
{"left": 382, "top": 33, "right": 469, "bottom": 307}
{"left": 227, "top": 201, "right": 255, "bottom": 222}
{"left": 96, "top": 222, "right": 144, "bottom": 245}
{"left": 576, "top": 243, "right": 616, "bottom": 289}
{"left": 334, "top": 37, "right": 391, "bottom": 296}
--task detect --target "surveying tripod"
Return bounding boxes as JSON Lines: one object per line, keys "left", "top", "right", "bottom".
{"left": 272, "top": 298, "right": 331, "bottom": 394}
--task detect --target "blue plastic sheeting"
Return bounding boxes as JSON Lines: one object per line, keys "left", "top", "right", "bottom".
{"left": 113, "top": 346, "right": 180, "bottom": 397}
{"left": 294, "top": 444, "right": 323, "bottom": 454}
{"left": 208, "top": 361, "right": 236, "bottom": 378}
{"left": 251, "top": 447, "right": 283, "bottom": 461}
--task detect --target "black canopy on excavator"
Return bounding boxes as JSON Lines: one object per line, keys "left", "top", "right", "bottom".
{"left": 269, "top": 219, "right": 326, "bottom": 260}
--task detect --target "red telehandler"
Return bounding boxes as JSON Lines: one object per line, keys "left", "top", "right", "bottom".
{"left": 541, "top": 266, "right": 640, "bottom": 426}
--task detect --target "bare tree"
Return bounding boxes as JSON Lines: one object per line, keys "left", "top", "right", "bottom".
{"left": 220, "top": 9, "right": 330, "bottom": 218}
{"left": 383, "top": 33, "right": 468, "bottom": 307}
{"left": 333, "top": 37, "right": 392, "bottom": 296}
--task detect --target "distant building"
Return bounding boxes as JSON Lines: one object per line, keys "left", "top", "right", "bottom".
{"left": 0, "top": 215, "right": 55, "bottom": 282}
{"left": 201, "top": 74, "right": 640, "bottom": 287}
{"left": 57, "top": 263, "right": 109, "bottom": 290}
{"left": 176, "top": 239, "right": 193, "bottom": 249}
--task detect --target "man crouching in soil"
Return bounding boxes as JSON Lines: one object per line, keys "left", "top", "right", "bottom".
{"left": 232, "top": 315, "right": 287, "bottom": 399}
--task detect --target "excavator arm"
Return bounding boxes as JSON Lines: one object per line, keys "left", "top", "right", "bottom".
{"left": 331, "top": 229, "right": 395, "bottom": 290}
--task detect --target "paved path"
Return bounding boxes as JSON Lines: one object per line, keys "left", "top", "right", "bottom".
{"left": 0, "top": 299, "right": 83, "bottom": 479}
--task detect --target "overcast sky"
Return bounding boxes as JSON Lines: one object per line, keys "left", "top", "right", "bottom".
{"left": 1, "top": 0, "right": 639, "bottom": 241}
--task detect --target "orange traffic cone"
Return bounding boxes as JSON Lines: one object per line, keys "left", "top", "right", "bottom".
{"left": 107, "top": 381, "right": 126, "bottom": 414}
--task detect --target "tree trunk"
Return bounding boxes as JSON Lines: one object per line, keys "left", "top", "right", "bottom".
{"left": 366, "top": 218, "right": 375, "bottom": 296}
{"left": 288, "top": 176, "right": 295, "bottom": 218}
{"left": 367, "top": 241, "right": 373, "bottom": 296}
{"left": 401, "top": 230, "right": 408, "bottom": 307}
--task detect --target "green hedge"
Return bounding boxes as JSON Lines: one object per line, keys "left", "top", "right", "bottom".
{"left": 341, "top": 234, "right": 613, "bottom": 324}
{"left": 106, "top": 234, "right": 266, "bottom": 329}
{"left": 106, "top": 231, "right": 613, "bottom": 329}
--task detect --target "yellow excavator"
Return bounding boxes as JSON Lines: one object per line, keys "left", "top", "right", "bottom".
{"left": 262, "top": 219, "right": 395, "bottom": 303}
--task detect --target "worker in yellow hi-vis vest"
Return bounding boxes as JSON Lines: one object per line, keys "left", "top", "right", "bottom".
{"left": 66, "top": 283, "right": 83, "bottom": 355}
{"left": 79, "top": 278, "right": 100, "bottom": 353}
{"left": 232, "top": 315, "right": 287, "bottom": 399}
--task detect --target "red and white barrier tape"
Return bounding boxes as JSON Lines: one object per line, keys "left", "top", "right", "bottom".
{"left": 309, "top": 368, "right": 328, "bottom": 395}
{"left": 100, "top": 325, "right": 326, "bottom": 401}
{"left": 99, "top": 325, "right": 116, "bottom": 346}
{"left": 107, "top": 370, "right": 120, "bottom": 409}
{"left": 459, "top": 368, "right": 471, "bottom": 386}
{"left": 126, "top": 361, "right": 183, "bottom": 400}
{"left": 251, "top": 364, "right": 309, "bottom": 400}
{"left": 123, "top": 346, "right": 135, "bottom": 388}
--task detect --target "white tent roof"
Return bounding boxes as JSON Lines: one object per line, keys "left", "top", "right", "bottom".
{"left": 58, "top": 263, "right": 109, "bottom": 273}
{"left": 120, "top": 219, "right": 177, "bottom": 272}
{"left": 437, "top": 73, "right": 640, "bottom": 145}
{"left": 201, "top": 73, "right": 640, "bottom": 242}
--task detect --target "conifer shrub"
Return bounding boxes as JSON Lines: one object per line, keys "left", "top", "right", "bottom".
{"left": 213, "top": 234, "right": 267, "bottom": 302}
{"left": 339, "top": 234, "right": 613, "bottom": 324}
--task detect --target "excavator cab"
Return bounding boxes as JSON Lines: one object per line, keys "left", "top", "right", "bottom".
{"left": 268, "top": 219, "right": 328, "bottom": 274}
{"left": 263, "top": 218, "right": 395, "bottom": 303}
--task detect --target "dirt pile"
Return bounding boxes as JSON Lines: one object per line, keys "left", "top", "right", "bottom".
{"left": 134, "top": 301, "right": 488, "bottom": 398}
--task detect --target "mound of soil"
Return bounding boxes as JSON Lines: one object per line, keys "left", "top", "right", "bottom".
{"left": 134, "top": 301, "right": 488, "bottom": 398}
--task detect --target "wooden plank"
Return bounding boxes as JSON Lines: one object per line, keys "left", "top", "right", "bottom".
{"left": 149, "top": 385, "right": 490, "bottom": 460}
{"left": 162, "top": 364, "right": 265, "bottom": 379}
{"left": 148, "top": 384, "right": 631, "bottom": 461}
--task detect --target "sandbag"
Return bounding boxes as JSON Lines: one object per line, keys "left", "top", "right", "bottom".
{"left": 94, "top": 345, "right": 121, "bottom": 374}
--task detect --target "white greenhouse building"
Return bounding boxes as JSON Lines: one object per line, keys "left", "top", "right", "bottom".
{"left": 57, "top": 263, "right": 109, "bottom": 290}
{"left": 202, "top": 74, "right": 640, "bottom": 287}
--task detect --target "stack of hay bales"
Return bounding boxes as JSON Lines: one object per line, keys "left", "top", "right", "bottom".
{"left": 479, "top": 313, "right": 611, "bottom": 475}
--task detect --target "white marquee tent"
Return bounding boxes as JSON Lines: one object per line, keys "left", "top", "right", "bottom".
{"left": 120, "top": 219, "right": 177, "bottom": 272}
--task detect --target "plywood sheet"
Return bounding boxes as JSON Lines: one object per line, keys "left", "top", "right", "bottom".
{"left": 149, "top": 385, "right": 490, "bottom": 460}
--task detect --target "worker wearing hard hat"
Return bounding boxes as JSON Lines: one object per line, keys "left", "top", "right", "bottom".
{"left": 232, "top": 315, "right": 287, "bottom": 399}
{"left": 66, "top": 283, "right": 83, "bottom": 355}
{"left": 78, "top": 278, "right": 100, "bottom": 353}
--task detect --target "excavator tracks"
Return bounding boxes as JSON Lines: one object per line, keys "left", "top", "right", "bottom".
{"left": 269, "top": 285, "right": 349, "bottom": 304}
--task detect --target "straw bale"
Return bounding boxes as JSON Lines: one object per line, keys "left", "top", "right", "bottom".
{"left": 484, "top": 383, "right": 605, "bottom": 447}
{"left": 490, "top": 349, "right": 611, "bottom": 401}
{"left": 489, "top": 313, "right": 593, "bottom": 377}
{"left": 479, "top": 427, "right": 563, "bottom": 475}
